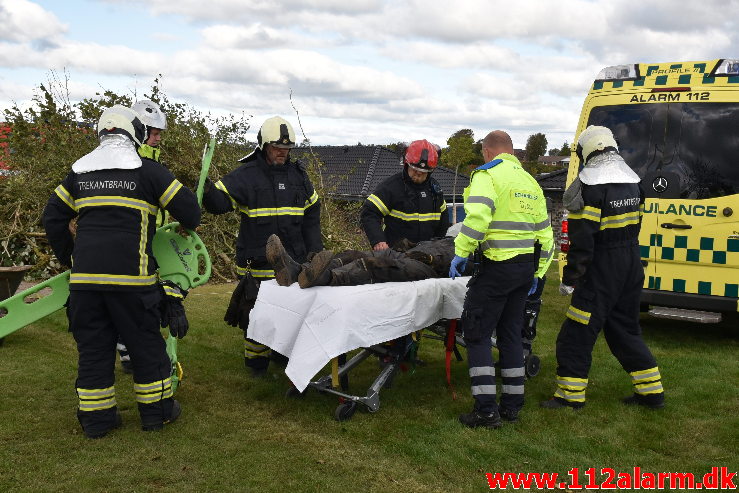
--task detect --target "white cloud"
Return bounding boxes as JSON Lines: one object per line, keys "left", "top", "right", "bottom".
{"left": 0, "top": 0, "right": 67, "bottom": 43}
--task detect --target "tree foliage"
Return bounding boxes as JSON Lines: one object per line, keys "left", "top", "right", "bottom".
{"left": 525, "top": 132, "right": 548, "bottom": 162}
{"left": 440, "top": 128, "right": 483, "bottom": 175}
{"left": 0, "top": 75, "right": 362, "bottom": 280}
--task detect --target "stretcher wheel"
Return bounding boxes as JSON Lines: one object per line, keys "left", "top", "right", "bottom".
{"left": 285, "top": 386, "right": 305, "bottom": 398}
{"left": 525, "top": 354, "right": 540, "bottom": 378}
{"left": 334, "top": 401, "right": 357, "bottom": 421}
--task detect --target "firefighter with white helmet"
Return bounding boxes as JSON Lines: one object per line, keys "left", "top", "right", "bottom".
{"left": 360, "top": 139, "right": 449, "bottom": 251}
{"left": 43, "top": 105, "right": 200, "bottom": 438}
{"left": 202, "top": 116, "right": 323, "bottom": 377}
{"left": 541, "top": 125, "right": 665, "bottom": 410}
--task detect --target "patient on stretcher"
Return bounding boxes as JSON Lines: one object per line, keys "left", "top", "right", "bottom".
{"left": 266, "top": 230, "right": 474, "bottom": 289}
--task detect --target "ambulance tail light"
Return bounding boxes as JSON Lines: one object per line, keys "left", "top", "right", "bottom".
{"left": 595, "top": 64, "right": 639, "bottom": 81}
{"left": 715, "top": 59, "right": 739, "bottom": 75}
{"left": 560, "top": 217, "right": 569, "bottom": 253}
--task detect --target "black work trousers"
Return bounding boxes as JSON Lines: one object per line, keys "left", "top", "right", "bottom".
{"left": 461, "top": 258, "right": 535, "bottom": 414}
{"left": 68, "top": 289, "right": 174, "bottom": 435}
{"left": 554, "top": 245, "right": 663, "bottom": 405}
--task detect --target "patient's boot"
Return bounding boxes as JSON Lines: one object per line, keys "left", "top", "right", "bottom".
{"left": 266, "top": 234, "right": 302, "bottom": 286}
{"left": 298, "top": 250, "right": 340, "bottom": 288}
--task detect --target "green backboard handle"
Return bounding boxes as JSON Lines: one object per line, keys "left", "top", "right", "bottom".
{"left": 0, "top": 271, "right": 70, "bottom": 339}
{"left": 151, "top": 223, "right": 211, "bottom": 291}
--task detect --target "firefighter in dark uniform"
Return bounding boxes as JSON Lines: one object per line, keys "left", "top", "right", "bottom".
{"left": 450, "top": 130, "right": 554, "bottom": 428}
{"left": 360, "top": 139, "right": 449, "bottom": 251}
{"left": 43, "top": 105, "right": 201, "bottom": 438}
{"left": 202, "top": 116, "right": 323, "bottom": 376}
{"left": 541, "top": 125, "right": 664, "bottom": 410}
{"left": 114, "top": 99, "right": 170, "bottom": 374}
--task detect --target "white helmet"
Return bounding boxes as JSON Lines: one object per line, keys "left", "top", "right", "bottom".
{"left": 257, "top": 116, "right": 295, "bottom": 150}
{"left": 576, "top": 125, "right": 618, "bottom": 165}
{"left": 132, "top": 99, "right": 167, "bottom": 130}
{"left": 97, "top": 105, "right": 147, "bottom": 147}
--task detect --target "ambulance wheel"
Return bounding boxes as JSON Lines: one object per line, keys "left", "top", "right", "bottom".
{"left": 525, "top": 354, "right": 540, "bottom": 378}
{"left": 285, "top": 386, "right": 305, "bottom": 398}
{"left": 334, "top": 401, "right": 357, "bottom": 421}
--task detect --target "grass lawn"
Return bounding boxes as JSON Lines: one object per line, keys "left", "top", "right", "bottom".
{"left": 1, "top": 264, "right": 737, "bottom": 492}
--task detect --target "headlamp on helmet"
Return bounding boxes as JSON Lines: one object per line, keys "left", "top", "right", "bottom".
{"left": 131, "top": 99, "right": 167, "bottom": 130}
{"left": 97, "top": 105, "right": 147, "bottom": 147}
{"left": 404, "top": 139, "right": 438, "bottom": 173}
{"left": 257, "top": 116, "right": 296, "bottom": 150}
{"left": 576, "top": 125, "right": 618, "bottom": 165}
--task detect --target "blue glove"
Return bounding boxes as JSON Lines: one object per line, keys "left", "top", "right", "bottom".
{"left": 449, "top": 255, "right": 468, "bottom": 279}
{"left": 527, "top": 278, "right": 539, "bottom": 296}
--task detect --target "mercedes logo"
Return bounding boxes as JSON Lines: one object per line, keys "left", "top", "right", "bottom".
{"left": 652, "top": 176, "right": 668, "bottom": 193}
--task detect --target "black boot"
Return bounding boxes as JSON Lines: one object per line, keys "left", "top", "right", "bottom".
{"left": 266, "top": 234, "right": 302, "bottom": 286}
{"left": 142, "top": 399, "right": 182, "bottom": 431}
{"left": 540, "top": 397, "right": 584, "bottom": 409}
{"left": 458, "top": 410, "right": 502, "bottom": 429}
{"left": 622, "top": 393, "right": 664, "bottom": 409}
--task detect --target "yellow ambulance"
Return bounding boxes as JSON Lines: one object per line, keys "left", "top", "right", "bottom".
{"left": 561, "top": 59, "right": 739, "bottom": 323}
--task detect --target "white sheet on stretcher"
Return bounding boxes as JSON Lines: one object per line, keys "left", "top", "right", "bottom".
{"left": 247, "top": 277, "right": 471, "bottom": 392}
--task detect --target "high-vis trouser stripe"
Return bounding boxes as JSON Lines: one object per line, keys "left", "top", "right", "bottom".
{"left": 630, "top": 367, "right": 663, "bottom": 395}
{"left": 70, "top": 273, "right": 157, "bottom": 286}
{"left": 629, "top": 367, "right": 661, "bottom": 383}
{"left": 134, "top": 378, "right": 173, "bottom": 404}
{"left": 469, "top": 366, "right": 495, "bottom": 377}
{"left": 555, "top": 388, "right": 586, "bottom": 402}
{"left": 502, "top": 384, "right": 524, "bottom": 395}
{"left": 77, "top": 386, "right": 117, "bottom": 411}
{"left": 471, "top": 385, "right": 497, "bottom": 396}
{"left": 635, "top": 382, "right": 664, "bottom": 395}
{"left": 501, "top": 367, "right": 525, "bottom": 378}
{"left": 566, "top": 305, "right": 591, "bottom": 324}
{"left": 244, "top": 340, "right": 270, "bottom": 358}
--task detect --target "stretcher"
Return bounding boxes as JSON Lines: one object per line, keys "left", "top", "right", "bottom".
{"left": 247, "top": 277, "right": 470, "bottom": 419}
{"left": 248, "top": 276, "right": 544, "bottom": 420}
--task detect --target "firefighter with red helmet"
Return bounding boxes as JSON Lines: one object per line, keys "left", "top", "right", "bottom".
{"left": 360, "top": 139, "right": 449, "bottom": 250}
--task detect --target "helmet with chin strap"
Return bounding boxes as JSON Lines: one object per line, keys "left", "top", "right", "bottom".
{"left": 575, "top": 125, "right": 618, "bottom": 166}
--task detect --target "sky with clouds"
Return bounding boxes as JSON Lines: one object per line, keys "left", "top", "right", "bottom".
{"left": 1, "top": 0, "right": 738, "bottom": 149}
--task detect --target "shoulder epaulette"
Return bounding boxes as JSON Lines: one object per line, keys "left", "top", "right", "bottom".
{"left": 473, "top": 158, "right": 503, "bottom": 171}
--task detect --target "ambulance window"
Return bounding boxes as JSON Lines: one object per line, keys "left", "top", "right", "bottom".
{"left": 587, "top": 104, "right": 665, "bottom": 177}
{"left": 663, "top": 103, "right": 739, "bottom": 199}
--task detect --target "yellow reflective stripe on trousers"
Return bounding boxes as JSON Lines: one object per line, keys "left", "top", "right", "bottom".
{"left": 244, "top": 340, "right": 270, "bottom": 357}
{"left": 600, "top": 211, "right": 640, "bottom": 230}
{"left": 554, "top": 387, "right": 586, "bottom": 402}
{"left": 134, "top": 378, "right": 173, "bottom": 404}
{"left": 159, "top": 180, "right": 183, "bottom": 208}
{"left": 55, "top": 185, "right": 77, "bottom": 211}
{"left": 555, "top": 375, "right": 588, "bottom": 391}
{"left": 75, "top": 196, "right": 158, "bottom": 215}
{"left": 236, "top": 266, "right": 274, "bottom": 278}
{"left": 569, "top": 206, "right": 601, "bottom": 222}
{"left": 566, "top": 305, "right": 591, "bottom": 324}
{"left": 77, "top": 385, "right": 116, "bottom": 411}
{"left": 162, "top": 285, "right": 183, "bottom": 298}
{"left": 215, "top": 180, "right": 238, "bottom": 210}
{"left": 388, "top": 210, "right": 442, "bottom": 222}
{"left": 70, "top": 273, "right": 157, "bottom": 286}
{"left": 629, "top": 367, "right": 661, "bottom": 384}
{"left": 634, "top": 381, "right": 664, "bottom": 395}
{"left": 366, "top": 194, "right": 389, "bottom": 215}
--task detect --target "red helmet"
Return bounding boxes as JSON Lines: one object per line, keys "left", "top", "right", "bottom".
{"left": 404, "top": 139, "right": 438, "bottom": 173}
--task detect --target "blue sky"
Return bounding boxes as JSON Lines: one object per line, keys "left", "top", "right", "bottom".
{"left": 1, "top": 0, "right": 738, "bottom": 150}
